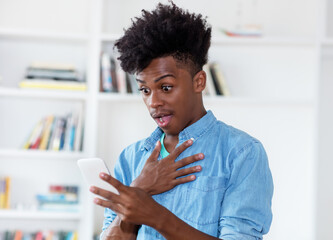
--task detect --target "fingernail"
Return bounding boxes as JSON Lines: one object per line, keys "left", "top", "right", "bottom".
{"left": 100, "top": 172, "right": 108, "bottom": 179}
{"left": 190, "top": 137, "right": 195, "bottom": 142}
{"left": 90, "top": 186, "right": 96, "bottom": 192}
{"left": 156, "top": 140, "right": 160, "bottom": 146}
{"left": 191, "top": 175, "right": 196, "bottom": 180}
{"left": 94, "top": 198, "right": 100, "bottom": 204}
{"left": 196, "top": 165, "right": 201, "bottom": 171}
{"left": 198, "top": 153, "right": 204, "bottom": 159}
{"left": 186, "top": 139, "right": 193, "bottom": 146}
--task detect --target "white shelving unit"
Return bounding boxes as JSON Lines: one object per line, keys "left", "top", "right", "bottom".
{"left": 0, "top": 209, "right": 82, "bottom": 220}
{"left": 0, "top": 0, "right": 332, "bottom": 239}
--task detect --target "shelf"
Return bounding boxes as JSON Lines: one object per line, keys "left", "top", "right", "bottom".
{"left": 100, "top": 33, "right": 122, "bottom": 42}
{"left": 211, "top": 36, "right": 316, "bottom": 46}
{"left": 0, "top": 87, "right": 88, "bottom": 101}
{"left": 97, "top": 92, "right": 314, "bottom": 107}
{"left": 0, "top": 28, "right": 89, "bottom": 42}
{"left": 321, "top": 38, "right": 333, "bottom": 46}
{"left": 100, "top": 33, "right": 315, "bottom": 47}
{"left": 203, "top": 96, "right": 314, "bottom": 107}
{"left": 98, "top": 92, "right": 141, "bottom": 102}
{"left": 0, "top": 149, "right": 87, "bottom": 160}
{"left": 0, "top": 209, "right": 81, "bottom": 220}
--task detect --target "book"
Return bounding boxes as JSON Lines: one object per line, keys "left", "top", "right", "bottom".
{"left": 0, "top": 178, "right": 5, "bottom": 209}
{"left": 23, "top": 120, "right": 44, "bottom": 149}
{"left": 19, "top": 79, "right": 87, "bottom": 91}
{"left": 34, "top": 232, "right": 43, "bottom": 240}
{"left": 39, "top": 115, "right": 54, "bottom": 150}
{"left": 203, "top": 64, "right": 217, "bottom": 96}
{"left": 47, "top": 116, "right": 58, "bottom": 151}
{"left": 36, "top": 193, "right": 78, "bottom": 204}
{"left": 29, "top": 62, "right": 76, "bottom": 71}
{"left": 59, "top": 117, "right": 68, "bottom": 150}
{"left": 209, "top": 63, "right": 230, "bottom": 96}
{"left": 26, "top": 67, "right": 80, "bottom": 81}
{"left": 101, "top": 52, "right": 116, "bottom": 92}
{"left": 74, "top": 110, "right": 84, "bottom": 152}
{"left": 30, "top": 119, "right": 45, "bottom": 149}
{"left": 13, "top": 230, "right": 23, "bottom": 240}
{"left": 51, "top": 118, "right": 66, "bottom": 151}
{"left": 126, "top": 73, "right": 139, "bottom": 94}
{"left": 0, "top": 177, "right": 11, "bottom": 209}
{"left": 38, "top": 203, "right": 79, "bottom": 212}
{"left": 63, "top": 113, "right": 74, "bottom": 151}
{"left": 115, "top": 59, "right": 127, "bottom": 94}
{"left": 4, "top": 177, "right": 11, "bottom": 209}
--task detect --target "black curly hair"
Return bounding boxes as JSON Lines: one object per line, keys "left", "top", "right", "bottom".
{"left": 114, "top": 1, "right": 212, "bottom": 76}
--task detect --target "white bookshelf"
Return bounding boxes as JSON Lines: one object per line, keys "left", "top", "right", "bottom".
{"left": 0, "top": 28, "right": 89, "bottom": 42}
{"left": 0, "top": 0, "right": 332, "bottom": 239}
{"left": 0, "top": 209, "right": 81, "bottom": 220}
{"left": 211, "top": 36, "right": 316, "bottom": 46}
{"left": 0, "top": 149, "right": 86, "bottom": 160}
{"left": 0, "top": 87, "right": 88, "bottom": 100}
{"left": 321, "top": 38, "right": 333, "bottom": 46}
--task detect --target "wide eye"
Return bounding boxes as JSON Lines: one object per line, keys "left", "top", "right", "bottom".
{"left": 138, "top": 87, "right": 150, "bottom": 95}
{"left": 161, "top": 85, "right": 172, "bottom": 92}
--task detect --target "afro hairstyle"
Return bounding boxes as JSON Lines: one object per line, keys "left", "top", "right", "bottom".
{"left": 114, "top": 1, "right": 212, "bottom": 76}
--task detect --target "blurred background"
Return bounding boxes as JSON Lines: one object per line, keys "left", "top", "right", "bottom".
{"left": 0, "top": 0, "right": 332, "bottom": 239}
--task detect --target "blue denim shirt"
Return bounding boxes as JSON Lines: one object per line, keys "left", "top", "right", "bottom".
{"left": 102, "top": 110, "right": 273, "bottom": 239}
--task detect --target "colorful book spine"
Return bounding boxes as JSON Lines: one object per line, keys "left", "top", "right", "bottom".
{"left": 0, "top": 178, "right": 5, "bottom": 209}
{"left": 0, "top": 177, "right": 11, "bottom": 209}
{"left": 39, "top": 115, "right": 54, "bottom": 150}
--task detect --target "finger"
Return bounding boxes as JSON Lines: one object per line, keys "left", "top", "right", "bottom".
{"left": 90, "top": 185, "right": 121, "bottom": 204}
{"left": 99, "top": 172, "right": 125, "bottom": 193}
{"left": 93, "top": 196, "right": 122, "bottom": 213}
{"left": 173, "top": 175, "right": 197, "bottom": 186}
{"left": 174, "top": 153, "right": 204, "bottom": 169}
{"left": 174, "top": 165, "right": 202, "bottom": 178}
{"left": 147, "top": 140, "right": 161, "bottom": 162}
{"left": 168, "top": 138, "right": 194, "bottom": 160}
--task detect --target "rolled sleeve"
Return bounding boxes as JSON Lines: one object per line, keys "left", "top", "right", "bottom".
{"left": 220, "top": 226, "right": 261, "bottom": 240}
{"left": 219, "top": 141, "right": 273, "bottom": 239}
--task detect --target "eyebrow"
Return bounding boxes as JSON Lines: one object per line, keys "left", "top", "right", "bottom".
{"left": 136, "top": 74, "right": 176, "bottom": 83}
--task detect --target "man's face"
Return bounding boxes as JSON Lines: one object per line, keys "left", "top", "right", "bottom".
{"left": 136, "top": 56, "right": 204, "bottom": 137}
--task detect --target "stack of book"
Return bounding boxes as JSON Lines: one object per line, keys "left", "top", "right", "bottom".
{"left": 36, "top": 185, "right": 79, "bottom": 212}
{"left": 203, "top": 63, "right": 231, "bottom": 96}
{"left": 0, "top": 230, "right": 78, "bottom": 240}
{"left": 19, "top": 63, "right": 87, "bottom": 91}
{"left": 23, "top": 111, "right": 84, "bottom": 152}
{"left": 0, "top": 176, "right": 11, "bottom": 209}
{"left": 100, "top": 52, "right": 139, "bottom": 94}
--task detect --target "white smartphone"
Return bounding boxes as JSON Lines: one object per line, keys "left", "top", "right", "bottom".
{"left": 77, "top": 158, "right": 119, "bottom": 195}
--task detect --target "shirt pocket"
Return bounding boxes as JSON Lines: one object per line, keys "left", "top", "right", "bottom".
{"left": 181, "top": 176, "right": 227, "bottom": 226}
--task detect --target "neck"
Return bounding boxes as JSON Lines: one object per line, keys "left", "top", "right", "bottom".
{"left": 164, "top": 106, "right": 206, "bottom": 152}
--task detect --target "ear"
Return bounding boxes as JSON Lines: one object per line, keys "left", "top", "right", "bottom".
{"left": 192, "top": 70, "right": 206, "bottom": 93}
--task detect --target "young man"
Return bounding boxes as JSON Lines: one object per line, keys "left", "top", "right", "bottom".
{"left": 90, "top": 2, "right": 273, "bottom": 239}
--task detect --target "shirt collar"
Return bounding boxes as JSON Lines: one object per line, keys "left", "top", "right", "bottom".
{"left": 143, "top": 110, "right": 217, "bottom": 151}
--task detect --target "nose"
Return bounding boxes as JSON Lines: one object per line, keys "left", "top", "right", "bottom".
{"left": 147, "top": 91, "right": 163, "bottom": 109}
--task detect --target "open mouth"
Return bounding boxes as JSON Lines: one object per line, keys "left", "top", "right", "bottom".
{"left": 153, "top": 114, "right": 173, "bottom": 128}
